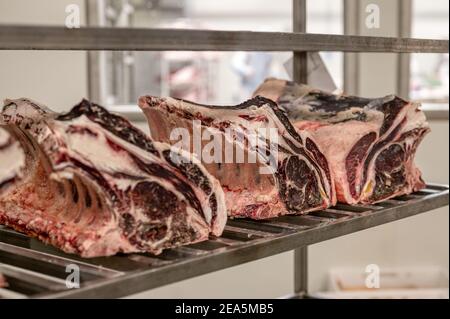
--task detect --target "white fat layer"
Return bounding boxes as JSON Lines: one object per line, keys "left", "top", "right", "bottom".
{"left": 112, "top": 178, "right": 141, "bottom": 192}
{"left": 53, "top": 117, "right": 185, "bottom": 189}
{"left": 0, "top": 127, "right": 9, "bottom": 144}
{"left": 57, "top": 115, "right": 158, "bottom": 175}
{"left": 253, "top": 187, "right": 279, "bottom": 202}
{"left": 0, "top": 128, "right": 25, "bottom": 184}
{"left": 304, "top": 120, "right": 379, "bottom": 200}
{"left": 164, "top": 97, "right": 284, "bottom": 134}
{"left": 402, "top": 103, "right": 429, "bottom": 133}
{"left": 160, "top": 97, "right": 324, "bottom": 173}
{"left": 50, "top": 171, "right": 74, "bottom": 180}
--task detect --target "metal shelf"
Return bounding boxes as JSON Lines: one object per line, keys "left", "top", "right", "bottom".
{"left": 0, "top": 184, "right": 447, "bottom": 299}
{"left": 0, "top": 25, "right": 448, "bottom": 53}
{"left": 0, "top": 1, "right": 448, "bottom": 300}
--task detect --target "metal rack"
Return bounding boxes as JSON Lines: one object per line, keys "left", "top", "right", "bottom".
{"left": 0, "top": 0, "right": 449, "bottom": 299}
{"left": 0, "top": 25, "right": 447, "bottom": 52}
{"left": 0, "top": 184, "right": 448, "bottom": 298}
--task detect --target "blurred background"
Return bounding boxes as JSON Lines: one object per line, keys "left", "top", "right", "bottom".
{"left": 0, "top": 0, "right": 448, "bottom": 297}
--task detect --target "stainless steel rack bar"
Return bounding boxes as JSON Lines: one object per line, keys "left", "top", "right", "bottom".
{"left": 0, "top": 25, "right": 448, "bottom": 53}
{"left": 293, "top": 0, "right": 309, "bottom": 298}
{"left": 0, "top": 184, "right": 448, "bottom": 299}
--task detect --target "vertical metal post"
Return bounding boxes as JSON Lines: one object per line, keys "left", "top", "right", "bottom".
{"left": 86, "top": 0, "right": 101, "bottom": 103}
{"left": 344, "top": 0, "right": 360, "bottom": 95}
{"left": 293, "top": 0, "right": 308, "bottom": 84}
{"left": 397, "top": 0, "right": 412, "bottom": 99}
{"left": 292, "top": 0, "right": 308, "bottom": 298}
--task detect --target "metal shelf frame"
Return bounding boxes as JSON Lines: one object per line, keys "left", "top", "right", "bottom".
{"left": 0, "top": 24, "right": 448, "bottom": 53}
{"left": 0, "top": 0, "right": 449, "bottom": 299}
{"left": 0, "top": 184, "right": 448, "bottom": 298}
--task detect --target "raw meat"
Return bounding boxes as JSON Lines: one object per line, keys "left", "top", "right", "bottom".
{"left": 0, "top": 126, "right": 25, "bottom": 192}
{"left": 0, "top": 273, "right": 6, "bottom": 288}
{"left": 254, "top": 78, "right": 429, "bottom": 204}
{"left": 138, "top": 95, "right": 335, "bottom": 219}
{"left": 0, "top": 98, "right": 226, "bottom": 257}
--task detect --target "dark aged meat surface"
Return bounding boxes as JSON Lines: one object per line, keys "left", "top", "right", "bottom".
{"left": 0, "top": 272, "right": 7, "bottom": 288}
{"left": 254, "top": 78, "right": 429, "bottom": 204}
{"left": 0, "top": 98, "right": 226, "bottom": 257}
{"left": 139, "top": 95, "right": 335, "bottom": 219}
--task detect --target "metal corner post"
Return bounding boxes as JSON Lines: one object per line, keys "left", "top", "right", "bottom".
{"left": 397, "top": 0, "right": 412, "bottom": 99}
{"left": 292, "top": 0, "right": 308, "bottom": 298}
{"left": 293, "top": 0, "right": 308, "bottom": 84}
{"left": 85, "top": 0, "right": 101, "bottom": 103}
{"left": 343, "top": 0, "right": 360, "bottom": 95}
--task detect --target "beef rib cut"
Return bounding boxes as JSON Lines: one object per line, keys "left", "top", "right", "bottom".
{"left": 138, "top": 95, "right": 335, "bottom": 219}
{"left": 0, "top": 126, "right": 25, "bottom": 192}
{"left": 0, "top": 98, "right": 226, "bottom": 257}
{"left": 0, "top": 272, "right": 7, "bottom": 288}
{"left": 254, "top": 78, "right": 429, "bottom": 204}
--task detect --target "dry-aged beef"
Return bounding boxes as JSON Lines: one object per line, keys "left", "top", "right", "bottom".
{"left": 138, "top": 95, "right": 335, "bottom": 219}
{"left": 254, "top": 78, "right": 429, "bottom": 204}
{"left": 0, "top": 126, "right": 25, "bottom": 192}
{"left": 0, "top": 98, "right": 226, "bottom": 257}
{"left": 0, "top": 273, "right": 6, "bottom": 288}
{"left": 0, "top": 128, "right": 23, "bottom": 288}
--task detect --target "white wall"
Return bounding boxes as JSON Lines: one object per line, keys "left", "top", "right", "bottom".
{"left": 0, "top": 0, "right": 87, "bottom": 110}
{"left": 0, "top": 0, "right": 448, "bottom": 297}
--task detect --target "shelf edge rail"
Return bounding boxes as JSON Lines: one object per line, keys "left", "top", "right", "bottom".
{"left": 44, "top": 185, "right": 449, "bottom": 298}
{"left": 0, "top": 25, "right": 448, "bottom": 52}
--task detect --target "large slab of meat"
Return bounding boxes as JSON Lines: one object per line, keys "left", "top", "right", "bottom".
{"left": 0, "top": 128, "right": 23, "bottom": 288}
{"left": 0, "top": 126, "right": 25, "bottom": 192}
{"left": 0, "top": 273, "right": 7, "bottom": 288}
{"left": 254, "top": 78, "right": 429, "bottom": 204}
{"left": 138, "top": 95, "right": 335, "bottom": 219}
{"left": 0, "top": 98, "right": 226, "bottom": 257}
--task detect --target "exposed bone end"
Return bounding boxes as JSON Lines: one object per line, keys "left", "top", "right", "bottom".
{"left": 0, "top": 273, "right": 7, "bottom": 288}
{"left": 0, "top": 126, "right": 26, "bottom": 190}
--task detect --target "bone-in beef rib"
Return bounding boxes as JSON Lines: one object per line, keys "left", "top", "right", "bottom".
{"left": 0, "top": 272, "right": 7, "bottom": 288}
{"left": 253, "top": 78, "right": 429, "bottom": 204}
{"left": 138, "top": 95, "right": 335, "bottom": 219}
{"left": 0, "top": 126, "right": 25, "bottom": 192}
{"left": 0, "top": 98, "right": 226, "bottom": 257}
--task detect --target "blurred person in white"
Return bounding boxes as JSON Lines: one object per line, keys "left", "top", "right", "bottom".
{"left": 411, "top": 53, "right": 449, "bottom": 102}
{"left": 231, "top": 52, "right": 273, "bottom": 100}
{"left": 411, "top": 0, "right": 449, "bottom": 103}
